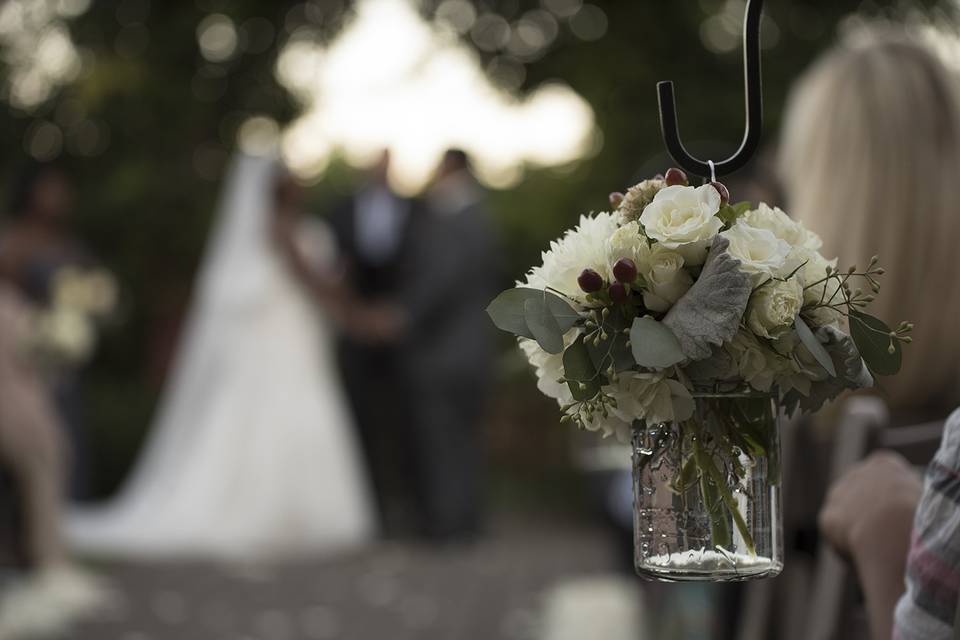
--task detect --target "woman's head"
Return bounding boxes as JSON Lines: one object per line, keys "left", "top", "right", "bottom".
{"left": 7, "top": 162, "right": 74, "bottom": 224}
{"left": 779, "top": 27, "right": 960, "bottom": 412}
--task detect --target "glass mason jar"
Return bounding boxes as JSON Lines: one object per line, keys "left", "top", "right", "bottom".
{"left": 632, "top": 390, "right": 783, "bottom": 581}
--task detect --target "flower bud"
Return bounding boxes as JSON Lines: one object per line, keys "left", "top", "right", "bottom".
{"left": 577, "top": 269, "right": 604, "bottom": 293}
{"left": 710, "top": 181, "right": 730, "bottom": 205}
{"left": 612, "top": 257, "right": 638, "bottom": 283}
{"left": 609, "top": 282, "right": 630, "bottom": 303}
{"left": 664, "top": 167, "right": 688, "bottom": 187}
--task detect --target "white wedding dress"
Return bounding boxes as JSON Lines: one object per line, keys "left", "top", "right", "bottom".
{"left": 67, "top": 154, "right": 376, "bottom": 560}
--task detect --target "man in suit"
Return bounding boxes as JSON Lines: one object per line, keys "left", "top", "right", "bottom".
{"left": 332, "top": 149, "right": 497, "bottom": 541}
{"left": 329, "top": 151, "right": 417, "bottom": 534}
{"left": 393, "top": 149, "right": 498, "bottom": 540}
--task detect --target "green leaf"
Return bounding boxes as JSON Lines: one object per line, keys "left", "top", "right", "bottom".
{"left": 849, "top": 311, "right": 902, "bottom": 376}
{"left": 543, "top": 291, "right": 580, "bottom": 333}
{"left": 717, "top": 200, "right": 752, "bottom": 226}
{"left": 524, "top": 298, "right": 564, "bottom": 354}
{"left": 563, "top": 335, "right": 602, "bottom": 401}
{"left": 795, "top": 316, "right": 836, "bottom": 377}
{"left": 586, "top": 311, "right": 634, "bottom": 373}
{"left": 630, "top": 316, "right": 685, "bottom": 369}
{"left": 486, "top": 288, "right": 579, "bottom": 340}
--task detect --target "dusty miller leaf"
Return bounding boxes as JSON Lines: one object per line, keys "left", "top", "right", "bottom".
{"left": 663, "top": 236, "right": 752, "bottom": 361}
{"left": 783, "top": 325, "right": 874, "bottom": 415}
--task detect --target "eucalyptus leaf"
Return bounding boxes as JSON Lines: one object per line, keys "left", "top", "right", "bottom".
{"left": 524, "top": 298, "right": 564, "bottom": 354}
{"left": 544, "top": 293, "right": 580, "bottom": 333}
{"left": 849, "top": 311, "right": 902, "bottom": 376}
{"left": 563, "top": 335, "right": 602, "bottom": 401}
{"left": 795, "top": 316, "right": 837, "bottom": 377}
{"left": 630, "top": 316, "right": 685, "bottom": 369}
{"left": 663, "top": 236, "right": 752, "bottom": 361}
{"left": 487, "top": 287, "right": 579, "bottom": 340}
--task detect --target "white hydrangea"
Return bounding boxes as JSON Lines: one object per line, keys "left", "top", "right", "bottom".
{"left": 724, "top": 330, "right": 779, "bottom": 392}
{"left": 524, "top": 211, "right": 621, "bottom": 303}
{"left": 608, "top": 372, "right": 695, "bottom": 430}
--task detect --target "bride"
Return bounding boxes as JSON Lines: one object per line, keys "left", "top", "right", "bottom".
{"left": 67, "top": 153, "right": 376, "bottom": 560}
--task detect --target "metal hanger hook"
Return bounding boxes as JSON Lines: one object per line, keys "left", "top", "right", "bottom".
{"left": 656, "top": 0, "right": 764, "bottom": 179}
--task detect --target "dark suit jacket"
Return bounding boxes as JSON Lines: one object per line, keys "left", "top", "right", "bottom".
{"left": 397, "top": 195, "right": 498, "bottom": 399}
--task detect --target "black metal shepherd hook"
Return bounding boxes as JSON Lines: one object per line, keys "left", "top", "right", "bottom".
{"left": 657, "top": 0, "right": 764, "bottom": 180}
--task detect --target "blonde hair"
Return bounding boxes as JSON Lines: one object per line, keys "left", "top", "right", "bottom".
{"left": 779, "top": 27, "right": 960, "bottom": 413}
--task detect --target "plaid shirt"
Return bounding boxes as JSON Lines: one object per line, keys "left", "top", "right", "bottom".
{"left": 894, "top": 409, "right": 960, "bottom": 640}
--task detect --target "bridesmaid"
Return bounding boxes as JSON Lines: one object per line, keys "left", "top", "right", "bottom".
{"left": 0, "top": 162, "right": 94, "bottom": 499}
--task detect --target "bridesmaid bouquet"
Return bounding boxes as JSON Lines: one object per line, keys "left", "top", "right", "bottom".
{"left": 488, "top": 169, "right": 910, "bottom": 579}
{"left": 27, "top": 267, "right": 118, "bottom": 368}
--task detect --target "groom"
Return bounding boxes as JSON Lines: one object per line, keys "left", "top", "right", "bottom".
{"left": 329, "top": 151, "right": 418, "bottom": 533}
{"left": 330, "top": 150, "right": 497, "bottom": 540}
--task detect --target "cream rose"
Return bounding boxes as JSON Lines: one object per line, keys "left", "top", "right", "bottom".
{"left": 606, "top": 221, "right": 650, "bottom": 277}
{"left": 747, "top": 278, "right": 804, "bottom": 339}
{"left": 639, "top": 185, "right": 723, "bottom": 266}
{"left": 720, "top": 221, "right": 791, "bottom": 280}
{"left": 642, "top": 245, "right": 693, "bottom": 312}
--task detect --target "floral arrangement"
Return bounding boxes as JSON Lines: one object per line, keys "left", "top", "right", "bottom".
{"left": 26, "top": 267, "right": 118, "bottom": 368}
{"left": 489, "top": 169, "right": 909, "bottom": 438}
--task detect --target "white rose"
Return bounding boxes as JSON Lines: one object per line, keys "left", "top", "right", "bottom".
{"left": 609, "top": 372, "right": 695, "bottom": 427}
{"left": 606, "top": 221, "right": 650, "bottom": 277}
{"left": 642, "top": 245, "right": 693, "bottom": 312}
{"left": 720, "top": 221, "right": 791, "bottom": 280}
{"left": 725, "top": 330, "right": 777, "bottom": 392}
{"left": 639, "top": 185, "right": 723, "bottom": 266}
{"left": 747, "top": 278, "right": 804, "bottom": 339}
{"left": 741, "top": 203, "right": 823, "bottom": 251}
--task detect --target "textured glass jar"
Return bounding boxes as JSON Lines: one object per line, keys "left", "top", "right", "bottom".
{"left": 632, "top": 391, "right": 783, "bottom": 581}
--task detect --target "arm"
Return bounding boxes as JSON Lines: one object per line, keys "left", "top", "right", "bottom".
{"left": 272, "top": 210, "right": 353, "bottom": 325}
{"left": 818, "top": 450, "right": 922, "bottom": 640}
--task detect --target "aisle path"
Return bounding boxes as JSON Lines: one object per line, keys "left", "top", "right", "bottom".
{"left": 73, "top": 516, "right": 643, "bottom": 640}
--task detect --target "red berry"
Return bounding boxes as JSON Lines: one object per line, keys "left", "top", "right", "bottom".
{"left": 612, "top": 258, "right": 638, "bottom": 283}
{"left": 710, "top": 181, "right": 730, "bottom": 205}
{"left": 577, "top": 269, "right": 604, "bottom": 293}
{"left": 609, "top": 282, "right": 630, "bottom": 303}
{"left": 664, "top": 168, "right": 688, "bottom": 187}
{"left": 609, "top": 192, "right": 625, "bottom": 208}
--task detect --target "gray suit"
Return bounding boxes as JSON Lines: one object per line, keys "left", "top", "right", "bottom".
{"left": 397, "top": 176, "right": 498, "bottom": 538}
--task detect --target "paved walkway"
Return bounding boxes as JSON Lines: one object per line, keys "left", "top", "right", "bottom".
{"left": 72, "top": 516, "right": 637, "bottom": 640}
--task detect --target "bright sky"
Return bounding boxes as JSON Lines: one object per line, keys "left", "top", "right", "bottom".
{"left": 271, "top": 0, "right": 598, "bottom": 193}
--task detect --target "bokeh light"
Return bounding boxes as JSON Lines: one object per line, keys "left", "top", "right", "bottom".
{"left": 276, "top": 0, "right": 597, "bottom": 192}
